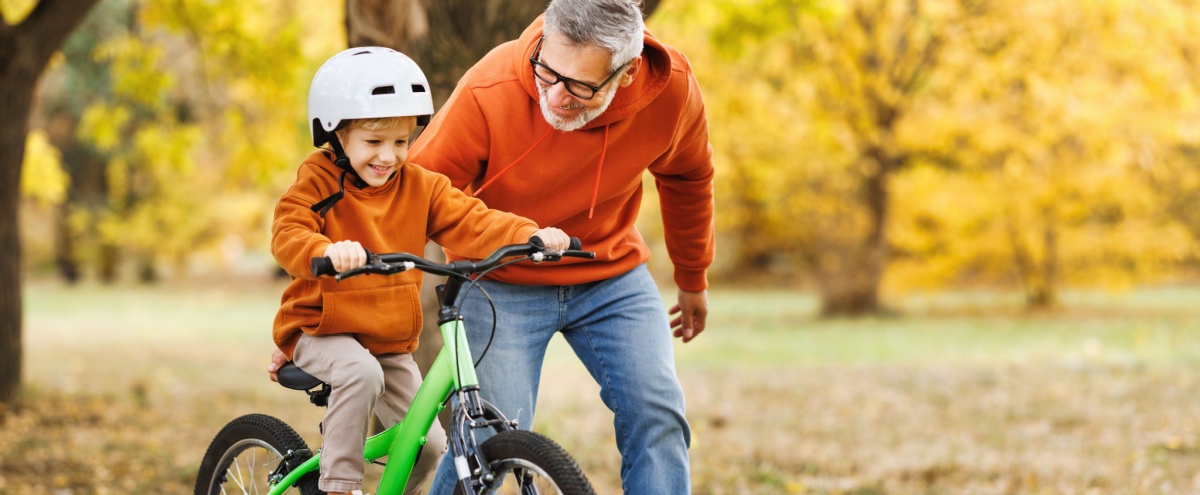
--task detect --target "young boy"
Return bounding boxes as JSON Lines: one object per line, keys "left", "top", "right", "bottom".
{"left": 270, "top": 47, "right": 570, "bottom": 495}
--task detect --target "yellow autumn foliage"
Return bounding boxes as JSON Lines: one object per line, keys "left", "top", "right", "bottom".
{"left": 20, "top": 130, "right": 69, "bottom": 207}
{"left": 20, "top": 0, "right": 1200, "bottom": 301}
{"left": 651, "top": 0, "right": 1200, "bottom": 307}
{"left": 45, "top": 0, "right": 346, "bottom": 277}
{"left": 0, "top": 0, "right": 34, "bottom": 25}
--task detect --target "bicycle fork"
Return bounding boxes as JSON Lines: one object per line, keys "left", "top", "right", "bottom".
{"left": 440, "top": 302, "right": 526, "bottom": 494}
{"left": 448, "top": 386, "right": 528, "bottom": 494}
{"left": 439, "top": 309, "right": 491, "bottom": 493}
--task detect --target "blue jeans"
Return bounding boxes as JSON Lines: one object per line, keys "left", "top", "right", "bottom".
{"left": 428, "top": 264, "right": 691, "bottom": 494}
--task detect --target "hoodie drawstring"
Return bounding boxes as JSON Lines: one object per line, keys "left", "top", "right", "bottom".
{"left": 311, "top": 170, "right": 348, "bottom": 218}
{"left": 310, "top": 136, "right": 367, "bottom": 218}
{"left": 471, "top": 123, "right": 609, "bottom": 219}
{"left": 589, "top": 125, "right": 609, "bottom": 219}
{"left": 472, "top": 127, "right": 555, "bottom": 197}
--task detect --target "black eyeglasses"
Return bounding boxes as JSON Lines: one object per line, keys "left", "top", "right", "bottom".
{"left": 529, "top": 37, "right": 630, "bottom": 100}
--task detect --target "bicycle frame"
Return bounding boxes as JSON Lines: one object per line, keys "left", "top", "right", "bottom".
{"left": 268, "top": 315, "right": 478, "bottom": 495}
{"left": 263, "top": 240, "right": 591, "bottom": 494}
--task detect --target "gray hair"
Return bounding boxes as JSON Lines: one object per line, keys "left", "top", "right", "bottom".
{"left": 544, "top": 0, "right": 645, "bottom": 71}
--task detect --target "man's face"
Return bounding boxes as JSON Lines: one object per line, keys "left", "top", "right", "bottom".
{"left": 532, "top": 33, "right": 633, "bottom": 131}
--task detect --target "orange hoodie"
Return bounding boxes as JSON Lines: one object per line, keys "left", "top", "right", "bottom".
{"left": 271, "top": 149, "right": 540, "bottom": 358}
{"left": 409, "top": 17, "right": 715, "bottom": 292}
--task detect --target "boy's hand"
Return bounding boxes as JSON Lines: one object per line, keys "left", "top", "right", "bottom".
{"left": 324, "top": 240, "right": 367, "bottom": 273}
{"left": 267, "top": 348, "right": 288, "bottom": 382}
{"left": 531, "top": 228, "right": 570, "bottom": 251}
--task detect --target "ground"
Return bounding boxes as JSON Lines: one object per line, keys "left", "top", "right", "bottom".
{"left": 1, "top": 281, "right": 1198, "bottom": 494}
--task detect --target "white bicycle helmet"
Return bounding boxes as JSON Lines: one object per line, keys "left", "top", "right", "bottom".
{"left": 308, "top": 46, "right": 433, "bottom": 147}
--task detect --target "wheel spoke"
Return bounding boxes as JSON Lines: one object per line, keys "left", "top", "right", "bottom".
{"left": 231, "top": 458, "right": 248, "bottom": 493}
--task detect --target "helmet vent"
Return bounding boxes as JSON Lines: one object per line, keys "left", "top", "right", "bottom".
{"left": 352, "top": 50, "right": 372, "bottom": 56}
{"left": 412, "top": 84, "right": 427, "bottom": 93}
{"left": 371, "top": 86, "right": 396, "bottom": 95}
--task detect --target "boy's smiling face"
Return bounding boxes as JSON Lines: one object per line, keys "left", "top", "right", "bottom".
{"left": 339, "top": 119, "right": 416, "bottom": 187}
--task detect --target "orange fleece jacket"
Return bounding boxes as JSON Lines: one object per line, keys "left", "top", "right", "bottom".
{"left": 409, "top": 17, "right": 715, "bottom": 291}
{"left": 271, "top": 149, "right": 540, "bottom": 358}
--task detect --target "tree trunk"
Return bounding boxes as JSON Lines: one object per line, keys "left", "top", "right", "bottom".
{"left": 803, "top": 0, "right": 947, "bottom": 317}
{"left": 0, "top": 0, "right": 102, "bottom": 404}
{"left": 0, "top": 76, "right": 30, "bottom": 406}
{"left": 346, "top": 0, "right": 549, "bottom": 108}
{"left": 1006, "top": 208, "right": 1059, "bottom": 310}
{"left": 819, "top": 152, "right": 891, "bottom": 317}
{"left": 54, "top": 201, "right": 80, "bottom": 284}
{"left": 1027, "top": 218, "right": 1059, "bottom": 309}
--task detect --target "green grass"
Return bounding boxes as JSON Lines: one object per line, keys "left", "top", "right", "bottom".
{"left": 24, "top": 281, "right": 1199, "bottom": 369}
{"left": 5, "top": 280, "right": 1200, "bottom": 494}
{"left": 672, "top": 287, "right": 1200, "bottom": 368}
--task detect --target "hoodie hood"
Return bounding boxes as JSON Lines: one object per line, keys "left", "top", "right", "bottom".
{"left": 469, "top": 16, "right": 675, "bottom": 216}
{"left": 514, "top": 16, "right": 672, "bottom": 130}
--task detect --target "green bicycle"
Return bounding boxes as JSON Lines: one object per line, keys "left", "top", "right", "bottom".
{"left": 194, "top": 239, "right": 597, "bottom": 495}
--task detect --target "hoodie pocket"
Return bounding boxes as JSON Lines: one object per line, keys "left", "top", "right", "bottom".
{"left": 316, "top": 282, "right": 421, "bottom": 344}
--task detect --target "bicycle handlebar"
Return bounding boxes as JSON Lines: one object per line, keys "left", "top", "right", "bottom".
{"left": 310, "top": 237, "right": 593, "bottom": 281}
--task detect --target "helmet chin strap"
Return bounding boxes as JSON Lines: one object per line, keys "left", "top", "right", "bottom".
{"left": 326, "top": 133, "right": 368, "bottom": 189}
{"left": 310, "top": 132, "right": 369, "bottom": 218}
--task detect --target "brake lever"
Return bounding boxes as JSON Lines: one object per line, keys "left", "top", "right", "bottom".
{"left": 532, "top": 251, "right": 565, "bottom": 263}
{"left": 334, "top": 267, "right": 365, "bottom": 282}
{"left": 336, "top": 261, "right": 416, "bottom": 281}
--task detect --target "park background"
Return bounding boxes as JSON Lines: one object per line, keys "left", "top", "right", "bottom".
{"left": 2, "top": 0, "right": 1200, "bottom": 493}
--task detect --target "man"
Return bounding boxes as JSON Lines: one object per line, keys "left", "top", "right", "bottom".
{"left": 271, "top": 0, "right": 712, "bottom": 492}
{"left": 413, "top": 0, "right": 712, "bottom": 492}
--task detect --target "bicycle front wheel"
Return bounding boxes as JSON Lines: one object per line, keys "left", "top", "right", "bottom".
{"left": 194, "top": 413, "right": 322, "bottom": 495}
{"left": 454, "top": 430, "right": 595, "bottom": 495}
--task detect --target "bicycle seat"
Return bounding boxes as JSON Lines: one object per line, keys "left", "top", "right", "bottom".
{"left": 277, "top": 362, "right": 324, "bottom": 391}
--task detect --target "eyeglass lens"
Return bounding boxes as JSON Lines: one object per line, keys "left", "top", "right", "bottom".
{"left": 532, "top": 64, "right": 599, "bottom": 99}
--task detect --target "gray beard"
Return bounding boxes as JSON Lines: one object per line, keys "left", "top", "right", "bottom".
{"left": 538, "top": 83, "right": 619, "bottom": 132}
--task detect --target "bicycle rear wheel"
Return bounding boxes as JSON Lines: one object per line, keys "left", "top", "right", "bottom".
{"left": 194, "top": 413, "right": 322, "bottom": 495}
{"left": 454, "top": 430, "right": 595, "bottom": 495}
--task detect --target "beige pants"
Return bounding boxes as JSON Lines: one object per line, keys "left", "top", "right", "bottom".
{"left": 293, "top": 333, "right": 447, "bottom": 494}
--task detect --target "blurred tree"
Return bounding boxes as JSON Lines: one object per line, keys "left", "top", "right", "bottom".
{"left": 91, "top": 0, "right": 303, "bottom": 281}
{"left": 0, "top": 0, "right": 101, "bottom": 403}
{"left": 35, "top": 0, "right": 340, "bottom": 284}
{"left": 656, "top": 0, "right": 965, "bottom": 315}
{"left": 1130, "top": 0, "right": 1200, "bottom": 269}
{"left": 793, "top": 0, "right": 958, "bottom": 315}
{"left": 888, "top": 0, "right": 1198, "bottom": 308}
{"left": 656, "top": 0, "right": 1200, "bottom": 312}
{"left": 34, "top": 0, "right": 129, "bottom": 283}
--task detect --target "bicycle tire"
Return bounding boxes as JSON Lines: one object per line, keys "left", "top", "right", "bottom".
{"left": 194, "top": 413, "right": 323, "bottom": 495}
{"left": 453, "top": 430, "right": 595, "bottom": 495}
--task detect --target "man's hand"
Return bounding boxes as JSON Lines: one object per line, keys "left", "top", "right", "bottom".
{"left": 530, "top": 228, "right": 570, "bottom": 251}
{"left": 267, "top": 348, "right": 288, "bottom": 383}
{"left": 669, "top": 289, "right": 708, "bottom": 343}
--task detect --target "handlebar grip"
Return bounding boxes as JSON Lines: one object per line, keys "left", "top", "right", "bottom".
{"left": 562, "top": 238, "right": 594, "bottom": 259}
{"left": 311, "top": 257, "right": 337, "bottom": 277}
{"left": 529, "top": 236, "right": 582, "bottom": 251}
